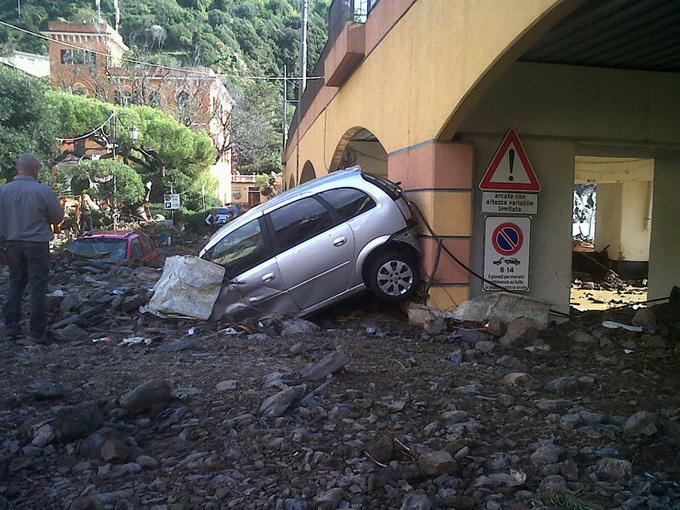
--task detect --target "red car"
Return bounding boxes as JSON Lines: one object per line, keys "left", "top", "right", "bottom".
{"left": 68, "top": 231, "right": 159, "bottom": 264}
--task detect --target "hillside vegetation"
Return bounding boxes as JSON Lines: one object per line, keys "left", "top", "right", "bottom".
{"left": 0, "top": 0, "right": 331, "bottom": 171}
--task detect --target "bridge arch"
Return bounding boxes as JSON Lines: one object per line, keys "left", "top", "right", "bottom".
{"left": 299, "top": 160, "right": 317, "bottom": 184}
{"left": 329, "top": 127, "right": 387, "bottom": 177}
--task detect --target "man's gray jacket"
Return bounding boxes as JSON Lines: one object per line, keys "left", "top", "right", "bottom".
{"left": 0, "top": 176, "right": 64, "bottom": 242}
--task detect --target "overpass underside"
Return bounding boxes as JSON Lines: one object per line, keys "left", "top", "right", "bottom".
{"left": 284, "top": 0, "right": 680, "bottom": 312}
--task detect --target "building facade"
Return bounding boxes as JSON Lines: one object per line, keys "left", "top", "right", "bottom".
{"left": 42, "top": 21, "right": 234, "bottom": 205}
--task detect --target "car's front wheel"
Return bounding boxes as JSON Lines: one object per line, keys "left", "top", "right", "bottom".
{"left": 366, "top": 250, "right": 419, "bottom": 303}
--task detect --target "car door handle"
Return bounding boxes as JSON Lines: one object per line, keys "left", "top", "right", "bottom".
{"left": 261, "top": 273, "right": 276, "bottom": 283}
{"left": 333, "top": 236, "right": 347, "bottom": 247}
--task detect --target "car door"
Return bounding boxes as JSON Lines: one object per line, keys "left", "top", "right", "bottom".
{"left": 269, "top": 196, "right": 355, "bottom": 310}
{"left": 203, "top": 217, "right": 298, "bottom": 317}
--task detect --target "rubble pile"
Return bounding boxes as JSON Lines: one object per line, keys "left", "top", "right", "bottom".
{"left": 0, "top": 265, "right": 679, "bottom": 508}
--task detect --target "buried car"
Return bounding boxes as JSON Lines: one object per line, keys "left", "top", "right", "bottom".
{"left": 199, "top": 167, "right": 420, "bottom": 318}
{"left": 68, "top": 231, "right": 159, "bottom": 264}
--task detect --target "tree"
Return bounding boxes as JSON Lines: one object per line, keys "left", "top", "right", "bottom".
{"left": 256, "top": 173, "right": 276, "bottom": 198}
{"left": 70, "top": 160, "right": 146, "bottom": 206}
{"left": 0, "top": 67, "right": 57, "bottom": 182}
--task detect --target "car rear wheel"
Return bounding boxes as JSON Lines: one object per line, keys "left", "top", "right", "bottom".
{"left": 366, "top": 250, "right": 419, "bottom": 303}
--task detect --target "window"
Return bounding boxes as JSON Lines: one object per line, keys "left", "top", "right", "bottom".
{"left": 205, "top": 219, "right": 268, "bottom": 276}
{"left": 139, "top": 235, "right": 153, "bottom": 255}
{"left": 131, "top": 240, "right": 144, "bottom": 259}
{"left": 149, "top": 90, "right": 162, "bottom": 107}
{"left": 60, "top": 49, "right": 96, "bottom": 65}
{"left": 319, "top": 188, "right": 376, "bottom": 221}
{"left": 115, "top": 90, "right": 132, "bottom": 107}
{"left": 270, "top": 197, "right": 333, "bottom": 252}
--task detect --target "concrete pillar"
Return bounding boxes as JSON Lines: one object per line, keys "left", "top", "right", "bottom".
{"left": 594, "top": 183, "right": 623, "bottom": 258}
{"left": 648, "top": 155, "right": 680, "bottom": 299}
{"left": 388, "top": 142, "right": 474, "bottom": 310}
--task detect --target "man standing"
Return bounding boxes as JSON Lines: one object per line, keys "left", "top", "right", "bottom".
{"left": 0, "top": 154, "right": 63, "bottom": 342}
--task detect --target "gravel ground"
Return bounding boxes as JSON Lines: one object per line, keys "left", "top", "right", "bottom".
{"left": 1, "top": 263, "right": 679, "bottom": 510}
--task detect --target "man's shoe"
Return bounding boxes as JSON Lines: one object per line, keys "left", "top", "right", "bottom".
{"left": 4, "top": 325, "right": 22, "bottom": 339}
{"left": 28, "top": 330, "right": 56, "bottom": 345}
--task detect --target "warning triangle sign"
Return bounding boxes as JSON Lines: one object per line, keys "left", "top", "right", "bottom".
{"left": 480, "top": 128, "right": 541, "bottom": 191}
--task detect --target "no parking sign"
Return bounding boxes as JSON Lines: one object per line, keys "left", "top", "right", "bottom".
{"left": 484, "top": 216, "right": 531, "bottom": 291}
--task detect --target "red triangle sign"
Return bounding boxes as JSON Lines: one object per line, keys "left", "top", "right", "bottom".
{"left": 480, "top": 129, "right": 541, "bottom": 191}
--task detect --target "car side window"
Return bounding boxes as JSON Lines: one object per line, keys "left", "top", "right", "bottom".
{"left": 140, "top": 235, "right": 153, "bottom": 254}
{"left": 270, "top": 197, "right": 333, "bottom": 252}
{"left": 319, "top": 188, "right": 376, "bottom": 221}
{"left": 131, "top": 239, "right": 144, "bottom": 259}
{"left": 205, "top": 219, "right": 268, "bottom": 276}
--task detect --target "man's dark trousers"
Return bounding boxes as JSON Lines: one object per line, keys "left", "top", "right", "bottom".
{"left": 3, "top": 241, "right": 50, "bottom": 336}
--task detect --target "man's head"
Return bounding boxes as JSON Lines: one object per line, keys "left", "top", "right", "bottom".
{"left": 16, "top": 154, "right": 40, "bottom": 178}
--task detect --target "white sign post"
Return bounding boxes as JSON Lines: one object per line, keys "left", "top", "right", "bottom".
{"left": 164, "top": 194, "right": 181, "bottom": 210}
{"left": 483, "top": 216, "right": 531, "bottom": 291}
{"left": 482, "top": 191, "right": 538, "bottom": 214}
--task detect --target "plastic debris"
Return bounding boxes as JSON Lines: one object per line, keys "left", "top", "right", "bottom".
{"left": 602, "top": 320, "right": 643, "bottom": 332}
{"left": 120, "top": 336, "right": 153, "bottom": 346}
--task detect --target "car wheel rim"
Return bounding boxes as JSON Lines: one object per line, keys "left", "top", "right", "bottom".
{"left": 377, "top": 260, "right": 413, "bottom": 296}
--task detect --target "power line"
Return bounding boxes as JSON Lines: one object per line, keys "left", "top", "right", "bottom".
{"left": 0, "top": 19, "right": 324, "bottom": 82}
{"left": 55, "top": 111, "right": 116, "bottom": 142}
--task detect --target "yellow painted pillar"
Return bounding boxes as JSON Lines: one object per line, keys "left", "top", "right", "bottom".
{"left": 388, "top": 142, "right": 474, "bottom": 310}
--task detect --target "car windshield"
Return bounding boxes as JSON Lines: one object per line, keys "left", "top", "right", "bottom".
{"left": 69, "top": 238, "right": 128, "bottom": 263}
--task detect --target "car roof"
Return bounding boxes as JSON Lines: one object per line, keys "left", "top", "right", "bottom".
{"left": 81, "top": 231, "right": 139, "bottom": 240}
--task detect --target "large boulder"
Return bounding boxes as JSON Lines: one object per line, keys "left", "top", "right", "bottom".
{"left": 119, "top": 380, "right": 171, "bottom": 415}
{"left": 260, "top": 385, "right": 306, "bottom": 418}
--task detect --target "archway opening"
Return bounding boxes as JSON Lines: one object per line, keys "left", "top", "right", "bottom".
{"left": 300, "top": 161, "right": 316, "bottom": 184}
{"left": 332, "top": 128, "right": 387, "bottom": 177}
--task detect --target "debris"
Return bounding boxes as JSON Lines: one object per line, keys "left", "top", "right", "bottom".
{"left": 400, "top": 492, "right": 432, "bottom": 510}
{"left": 259, "top": 385, "right": 306, "bottom": 418}
{"left": 313, "top": 488, "right": 344, "bottom": 510}
{"left": 145, "top": 256, "right": 225, "bottom": 320}
{"left": 596, "top": 457, "right": 632, "bottom": 482}
{"left": 405, "top": 302, "right": 447, "bottom": 329}
{"left": 499, "top": 317, "right": 538, "bottom": 346}
{"left": 120, "top": 336, "right": 152, "bottom": 346}
{"left": 51, "top": 404, "right": 104, "bottom": 443}
{"left": 366, "top": 435, "right": 394, "bottom": 464}
{"left": 418, "top": 450, "right": 456, "bottom": 476}
{"left": 281, "top": 319, "right": 320, "bottom": 337}
{"left": 100, "top": 439, "right": 130, "bottom": 463}
{"left": 451, "top": 292, "right": 551, "bottom": 329}
{"left": 215, "top": 380, "right": 238, "bottom": 392}
{"left": 602, "top": 320, "right": 643, "bottom": 332}
{"left": 632, "top": 307, "right": 656, "bottom": 332}
{"left": 119, "top": 379, "right": 171, "bottom": 414}
{"left": 623, "top": 411, "right": 657, "bottom": 437}
{"left": 301, "top": 350, "right": 349, "bottom": 380}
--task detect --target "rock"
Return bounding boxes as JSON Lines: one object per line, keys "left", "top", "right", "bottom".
{"left": 537, "top": 475, "right": 567, "bottom": 499}
{"left": 405, "top": 302, "right": 446, "bottom": 328}
{"left": 502, "top": 372, "right": 530, "bottom": 386}
{"left": 623, "top": 411, "right": 657, "bottom": 437}
{"left": 544, "top": 376, "right": 579, "bottom": 392}
{"left": 100, "top": 439, "right": 130, "bottom": 463}
{"left": 530, "top": 443, "right": 562, "bottom": 466}
{"left": 78, "top": 428, "right": 121, "bottom": 459}
{"left": 418, "top": 450, "right": 456, "bottom": 476}
{"left": 52, "top": 404, "right": 103, "bottom": 443}
{"left": 451, "top": 292, "right": 550, "bottom": 329}
{"left": 632, "top": 308, "right": 656, "bottom": 332}
{"left": 155, "top": 338, "right": 199, "bottom": 353}
{"left": 497, "top": 355, "right": 524, "bottom": 370}
{"left": 448, "top": 348, "right": 463, "bottom": 365}
{"left": 424, "top": 317, "right": 447, "bottom": 335}
{"left": 569, "top": 330, "right": 596, "bottom": 345}
{"left": 260, "top": 385, "right": 306, "bottom": 418}
{"left": 60, "top": 294, "right": 81, "bottom": 314}
{"left": 366, "top": 435, "right": 394, "bottom": 464}
{"left": 70, "top": 496, "right": 104, "bottom": 510}
{"left": 121, "top": 294, "right": 147, "bottom": 313}
{"left": 136, "top": 455, "right": 160, "bottom": 470}
{"left": 499, "top": 318, "right": 538, "bottom": 346}
{"left": 119, "top": 379, "right": 171, "bottom": 414}
{"left": 249, "top": 333, "right": 271, "bottom": 342}
{"left": 442, "top": 410, "right": 468, "bottom": 423}
{"left": 475, "top": 340, "right": 496, "bottom": 353}
{"left": 486, "top": 318, "right": 505, "bottom": 337}
{"left": 281, "top": 319, "right": 320, "bottom": 337}
{"left": 302, "top": 350, "right": 349, "bottom": 380}
{"left": 313, "top": 488, "right": 344, "bottom": 510}
{"left": 59, "top": 323, "right": 89, "bottom": 342}
{"left": 400, "top": 492, "right": 432, "bottom": 510}
{"left": 215, "top": 380, "right": 239, "bottom": 392}
{"left": 596, "top": 457, "right": 632, "bottom": 482}
{"left": 29, "top": 379, "right": 64, "bottom": 400}
{"left": 32, "top": 424, "right": 55, "bottom": 447}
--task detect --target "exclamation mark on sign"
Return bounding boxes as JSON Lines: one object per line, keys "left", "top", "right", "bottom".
{"left": 508, "top": 149, "right": 515, "bottom": 181}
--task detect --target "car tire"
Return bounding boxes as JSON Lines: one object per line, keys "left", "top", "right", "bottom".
{"left": 366, "top": 249, "right": 419, "bottom": 303}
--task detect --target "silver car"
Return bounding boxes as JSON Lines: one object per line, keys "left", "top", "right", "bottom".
{"left": 199, "top": 166, "right": 420, "bottom": 319}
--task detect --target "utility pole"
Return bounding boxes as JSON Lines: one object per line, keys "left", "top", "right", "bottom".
{"left": 17, "top": 0, "right": 20, "bottom": 15}
{"left": 282, "top": 64, "right": 289, "bottom": 150}
{"left": 111, "top": 110, "right": 118, "bottom": 230}
{"left": 299, "top": 0, "right": 308, "bottom": 93}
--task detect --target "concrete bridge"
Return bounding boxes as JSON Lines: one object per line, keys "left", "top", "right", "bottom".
{"left": 284, "top": 0, "right": 680, "bottom": 311}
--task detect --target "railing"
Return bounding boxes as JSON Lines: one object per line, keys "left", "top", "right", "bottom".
{"left": 287, "top": 0, "right": 380, "bottom": 147}
{"left": 232, "top": 174, "right": 257, "bottom": 183}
